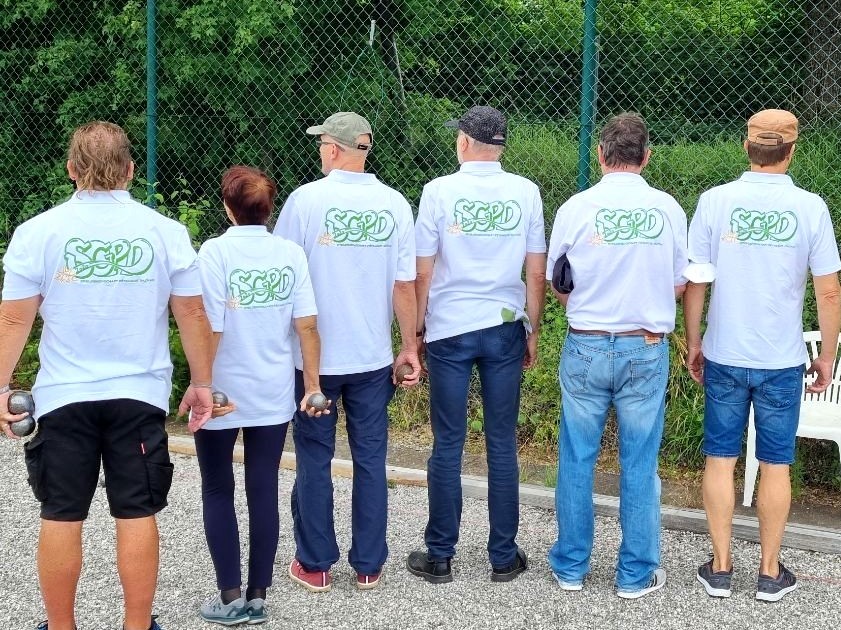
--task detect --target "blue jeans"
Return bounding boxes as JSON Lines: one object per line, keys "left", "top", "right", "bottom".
{"left": 290, "top": 366, "right": 395, "bottom": 575}
{"left": 548, "top": 332, "right": 668, "bottom": 591}
{"left": 424, "top": 321, "right": 526, "bottom": 568}
{"left": 703, "top": 359, "right": 803, "bottom": 464}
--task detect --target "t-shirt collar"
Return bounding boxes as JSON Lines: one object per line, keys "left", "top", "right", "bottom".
{"left": 69, "top": 190, "right": 133, "bottom": 204}
{"left": 225, "top": 225, "right": 270, "bottom": 236}
{"left": 459, "top": 161, "right": 503, "bottom": 174}
{"left": 739, "top": 171, "right": 794, "bottom": 186}
{"left": 599, "top": 172, "right": 648, "bottom": 186}
{"left": 327, "top": 169, "right": 378, "bottom": 185}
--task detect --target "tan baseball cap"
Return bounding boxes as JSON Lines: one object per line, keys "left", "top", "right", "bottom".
{"left": 306, "top": 112, "right": 373, "bottom": 149}
{"left": 747, "top": 109, "right": 798, "bottom": 146}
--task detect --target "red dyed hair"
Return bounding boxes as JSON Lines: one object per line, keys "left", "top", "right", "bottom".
{"left": 221, "top": 166, "right": 277, "bottom": 225}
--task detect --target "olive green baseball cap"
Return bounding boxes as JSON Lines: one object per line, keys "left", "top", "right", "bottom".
{"left": 306, "top": 112, "right": 373, "bottom": 149}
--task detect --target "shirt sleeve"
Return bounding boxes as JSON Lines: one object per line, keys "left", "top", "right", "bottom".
{"left": 687, "top": 193, "right": 712, "bottom": 265}
{"left": 197, "top": 241, "right": 227, "bottom": 332}
{"left": 169, "top": 225, "right": 202, "bottom": 296}
{"left": 808, "top": 203, "right": 841, "bottom": 276}
{"left": 671, "top": 203, "right": 689, "bottom": 286}
{"left": 291, "top": 248, "right": 318, "bottom": 319}
{"left": 1, "top": 224, "right": 43, "bottom": 300}
{"left": 274, "top": 191, "right": 306, "bottom": 247}
{"left": 414, "top": 183, "right": 440, "bottom": 258}
{"left": 545, "top": 202, "right": 571, "bottom": 280}
{"left": 526, "top": 185, "right": 547, "bottom": 254}
{"left": 395, "top": 197, "right": 417, "bottom": 281}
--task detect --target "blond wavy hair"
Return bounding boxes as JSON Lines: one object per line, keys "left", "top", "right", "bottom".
{"left": 67, "top": 121, "right": 133, "bottom": 191}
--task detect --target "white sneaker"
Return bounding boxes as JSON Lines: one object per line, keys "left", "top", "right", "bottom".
{"left": 617, "top": 568, "right": 667, "bottom": 599}
{"left": 552, "top": 572, "right": 584, "bottom": 591}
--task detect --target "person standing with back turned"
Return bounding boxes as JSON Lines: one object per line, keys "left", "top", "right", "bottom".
{"left": 274, "top": 111, "right": 420, "bottom": 592}
{"left": 545, "top": 113, "right": 687, "bottom": 599}
{"left": 684, "top": 109, "right": 841, "bottom": 602}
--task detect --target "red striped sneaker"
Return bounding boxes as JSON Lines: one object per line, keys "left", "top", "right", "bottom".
{"left": 356, "top": 571, "right": 382, "bottom": 590}
{"left": 289, "top": 558, "right": 332, "bottom": 592}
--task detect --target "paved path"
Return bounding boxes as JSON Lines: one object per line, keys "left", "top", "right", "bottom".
{"left": 2, "top": 439, "right": 840, "bottom": 629}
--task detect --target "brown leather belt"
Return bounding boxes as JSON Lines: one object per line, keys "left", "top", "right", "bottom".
{"left": 569, "top": 327, "right": 664, "bottom": 338}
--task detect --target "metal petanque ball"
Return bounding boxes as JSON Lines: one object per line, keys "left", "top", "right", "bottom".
{"left": 212, "top": 390, "right": 229, "bottom": 406}
{"left": 307, "top": 393, "right": 328, "bottom": 411}
{"left": 8, "top": 390, "right": 35, "bottom": 416}
{"left": 395, "top": 363, "right": 414, "bottom": 383}
{"left": 11, "top": 415, "right": 35, "bottom": 437}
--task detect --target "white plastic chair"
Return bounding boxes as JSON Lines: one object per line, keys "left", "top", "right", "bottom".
{"left": 743, "top": 331, "right": 841, "bottom": 507}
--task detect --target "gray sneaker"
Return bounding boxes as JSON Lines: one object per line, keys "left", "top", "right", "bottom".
{"left": 617, "top": 568, "right": 667, "bottom": 599}
{"left": 756, "top": 563, "right": 798, "bottom": 602}
{"left": 200, "top": 592, "right": 250, "bottom": 626}
{"left": 697, "top": 558, "right": 733, "bottom": 598}
{"left": 245, "top": 598, "right": 267, "bottom": 625}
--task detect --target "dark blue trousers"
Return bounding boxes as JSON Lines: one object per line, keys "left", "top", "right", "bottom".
{"left": 424, "top": 322, "right": 526, "bottom": 568}
{"left": 291, "top": 365, "right": 395, "bottom": 575}
{"left": 195, "top": 423, "right": 288, "bottom": 590}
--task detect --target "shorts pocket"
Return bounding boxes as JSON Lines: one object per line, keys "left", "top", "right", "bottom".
{"left": 145, "top": 461, "right": 174, "bottom": 507}
{"left": 24, "top": 436, "right": 47, "bottom": 502}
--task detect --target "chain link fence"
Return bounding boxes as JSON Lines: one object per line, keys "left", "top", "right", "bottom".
{"left": 1, "top": 0, "right": 840, "bottom": 484}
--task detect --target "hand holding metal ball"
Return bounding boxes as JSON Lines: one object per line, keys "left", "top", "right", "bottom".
{"left": 7, "top": 390, "right": 35, "bottom": 437}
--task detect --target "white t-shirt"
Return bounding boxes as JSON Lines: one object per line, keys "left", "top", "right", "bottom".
{"left": 1, "top": 190, "right": 201, "bottom": 419}
{"left": 274, "top": 169, "right": 416, "bottom": 374}
{"left": 414, "top": 161, "right": 547, "bottom": 342}
{"left": 688, "top": 172, "right": 841, "bottom": 369}
{"left": 546, "top": 172, "right": 688, "bottom": 333}
{"left": 197, "top": 226, "right": 317, "bottom": 428}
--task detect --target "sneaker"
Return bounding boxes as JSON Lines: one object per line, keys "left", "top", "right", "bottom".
{"left": 245, "top": 598, "right": 267, "bottom": 625}
{"left": 36, "top": 623, "right": 48, "bottom": 630}
{"left": 552, "top": 572, "right": 584, "bottom": 591}
{"left": 617, "top": 568, "right": 667, "bottom": 599}
{"left": 696, "top": 557, "right": 733, "bottom": 598}
{"left": 289, "top": 558, "right": 332, "bottom": 592}
{"left": 356, "top": 571, "right": 382, "bottom": 590}
{"left": 756, "top": 563, "right": 798, "bottom": 602}
{"left": 199, "top": 592, "right": 250, "bottom": 626}
{"left": 149, "top": 617, "right": 164, "bottom": 630}
{"left": 406, "top": 549, "right": 453, "bottom": 584}
{"left": 491, "top": 548, "right": 528, "bottom": 583}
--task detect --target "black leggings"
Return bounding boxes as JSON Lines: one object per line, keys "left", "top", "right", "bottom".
{"left": 195, "top": 423, "right": 288, "bottom": 590}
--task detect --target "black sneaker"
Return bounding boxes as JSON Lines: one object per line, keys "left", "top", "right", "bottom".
{"left": 756, "top": 563, "right": 798, "bottom": 602}
{"left": 406, "top": 550, "right": 453, "bottom": 584}
{"left": 491, "top": 548, "right": 528, "bottom": 583}
{"left": 696, "top": 557, "right": 733, "bottom": 598}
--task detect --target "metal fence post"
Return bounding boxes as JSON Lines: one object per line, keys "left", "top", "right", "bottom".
{"left": 146, "top": 0, "right": 158, "bottom": 208}
{"left": 576, "top": 0, "right": 598, "bottom": 192}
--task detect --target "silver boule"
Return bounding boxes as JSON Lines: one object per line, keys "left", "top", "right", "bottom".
{"left": 10, "top": 415, "right": 35, "bottom": 437}
{"left": 212, "top": 390, "right": 229, "bottom": 406}
{"left": 8, "top": 390, "right": 35, "bottom": 415}
{"left": 307, "top": 393, "right": 328, "bottom": 411}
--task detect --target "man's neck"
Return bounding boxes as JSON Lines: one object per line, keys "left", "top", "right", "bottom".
{"left": 749, "top": 163, "right": 789, "bottom": 175}
{"left": 601, "top": 166, "right": 643, "bottom": 176}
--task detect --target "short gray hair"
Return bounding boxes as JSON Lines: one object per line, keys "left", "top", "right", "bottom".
{"left": 599, "top": 113, "right": 649, "bottom": 168}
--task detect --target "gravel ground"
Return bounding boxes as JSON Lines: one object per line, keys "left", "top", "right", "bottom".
{"left": 2, "top": 438, "right": 840, "bottom": 630}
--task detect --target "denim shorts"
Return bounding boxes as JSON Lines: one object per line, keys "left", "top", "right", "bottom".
{"left": 703, "top": 359, "right": 804, "bottom": 464}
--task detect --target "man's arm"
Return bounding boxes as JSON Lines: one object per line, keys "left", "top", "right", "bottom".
{"left": 807, "top": 272, "right": 841, "bottom": 393}
{"left": 0, "top": 296, "right": 40, "bottom": 436}
{"left": 170, "top": 294, "right": 214, "bottom": 429}
{"left": 683, "top": 282, "right": 708, "bottom": 385}
{"left": 293, "top": 314, "right": 330, "bottom": 416}
{"left": 393, "top": 280, "right": 420, "bottom": 386}
{"left": 524, "top": 252, "right": 546, "bottom": 369}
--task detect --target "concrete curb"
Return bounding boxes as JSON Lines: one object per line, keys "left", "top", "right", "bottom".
{"left": 168, "top": 435, "right": 841, "bottom": 556}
